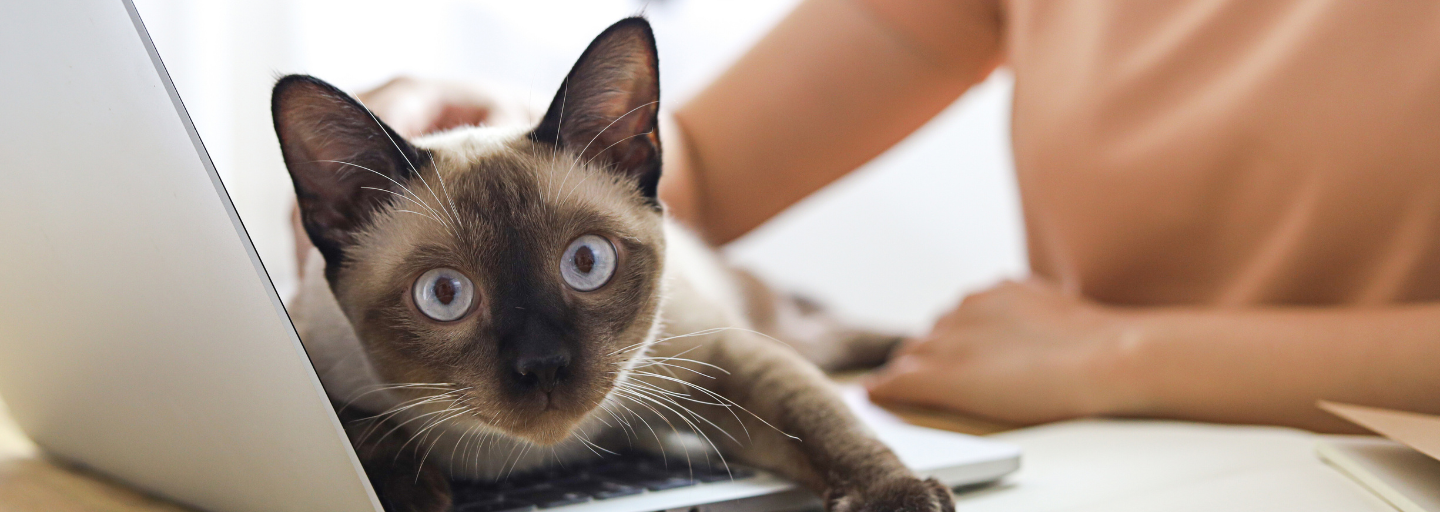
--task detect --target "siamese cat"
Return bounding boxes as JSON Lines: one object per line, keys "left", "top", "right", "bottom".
{"left": 273, "top": 18, "right": 952, "bottom": 512}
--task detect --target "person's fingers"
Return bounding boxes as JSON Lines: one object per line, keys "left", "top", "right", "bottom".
{"left": 887, "top": 335, "right": 929, "bottom": 359}
{"left": 381, "top": 93, "right": 447, "bottom": 138}
{"left": 865, "top": 355, "right": 940, "bottom": 404}
{"left": 431, "top": 102, "right": 493, "bottom": 133}
{"left": 354, "top": 76, "right": 541, "bottom": 138}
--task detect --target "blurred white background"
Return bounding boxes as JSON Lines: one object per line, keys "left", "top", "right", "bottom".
{"left": 130, "top": 0, "right": 1026, "bottom": 334}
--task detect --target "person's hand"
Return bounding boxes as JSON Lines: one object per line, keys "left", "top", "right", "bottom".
{"left": 355, "top": 76, "right": 538, "bottom": 138}
{"left": 866, "top": 279, "right": 1137, "bottom": 424}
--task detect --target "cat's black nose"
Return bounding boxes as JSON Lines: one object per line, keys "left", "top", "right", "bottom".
{"left": 515, "top": 352, "right": 570, "bottom": 393}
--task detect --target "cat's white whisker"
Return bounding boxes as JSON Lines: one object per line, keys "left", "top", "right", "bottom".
{"left": 631, "top": 369, "right": 795, "bottom": 441}
{"left": 358, "top": 185, "right": 444, "bottom": 220}
{"left": 581, "top": 131, "right": 652, "bottom": 169}
{"left": 615, "top": 389, "right": 689, "bottom": 470}
{"left": 597, "top": 400, "right": 637, "bottom": 446}
{"left": 637, "top": 351, "right": 731, "bottom": 375}
{"left": 549, "top": 78, "right": 571, "bottom": 204}
{"left": 625, "top": 384, "right": 730, "bottom": 473}
{"left": 613, "top": 386, "right": 725, "bottom": 476}
{"left": 448, "top": 419, "right": 485, "bottom": 476}
{"left": 359, "top": 186, "right": 448, "bottom": 227}
{"left": 609, "top": 336, "right": 660, "bottom": 356}
{"left": 339, "top": 382, "right": 457, "bottom": 412}
{"left": 620, "top": 382, "right": 740, "bottom": 447}
{"left": 351, "top": 394, "right": 454, "bottom": 440}
{"left": 410, "top": 169, "right": 458, "bottom": 236}
{"left": 571, "top": 100, "right": 660, "bottom": 168}
{"left": 367, "top": 388, "right": 470, "bottom": 421}
{"left": 353, "top": 99, "right": 461, "bottom": 237}
{"left": 365, "top": 405, "right": 455, "bottom": 448}
{"left": 569, "top": 422, "right": 615, "bottom": 458}
{"left": 394, "top": 209, "right": 445, "bottom": 225}
{"left": 356, "top": 388, "right": 473, "bottom": 445}
{"left": 390, "top": 398, "right": 469, "bottom": 454}
{"left": 316, "top": 158, "right": 454, "bottom": 230}
{"left": 551, "top": 154, "right": 583, "bottom": 207}
{"left": 408, "top": 401, "right": 469, "bottom": 453}
{"left": 495, "top": 433, "right": 527, "bottom": 482}
{"left": 503, "top": 440, "right": 538, "bottom": 481}
{"left": 624, "top": 360, "right": 713, "bottom": 380}
{"left": 611, "top": 389, "right": 676, "bottom": 462}
{"left": 431, "top": 164, "right": 464, "bottom": 234}
{"left": 607, "top": 393, "right": 663, "bottom": 450}
{"left": 411, "top": 406, "right": 475, "bottom": 478}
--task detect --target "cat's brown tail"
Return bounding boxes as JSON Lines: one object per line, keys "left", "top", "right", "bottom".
{"left": 732, "top": 268, "right": 904, "bottom": 372}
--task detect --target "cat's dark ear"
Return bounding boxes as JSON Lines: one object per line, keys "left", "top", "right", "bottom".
{"left": 532, "top": 17, "right": 662, "bottom": 203}
{"left": 272, "top": 74, "right": 427, "bottom": 271}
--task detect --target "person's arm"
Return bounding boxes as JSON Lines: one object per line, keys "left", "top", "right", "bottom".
{"left": 661, "top": 0, "right": 1003, "bottom": 244}
{"left": 866, "top": 279, "right": 1440, "bottom": 433}
{"left": 1112, "top": 301, "right": 1440, "bottom": 432}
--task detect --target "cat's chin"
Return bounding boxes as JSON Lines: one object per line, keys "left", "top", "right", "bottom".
{"left": 436, "top": 400, "right": 587, "bottom": 447}
{"left": 502, "top": 409, "right": 592, "bottom": 446}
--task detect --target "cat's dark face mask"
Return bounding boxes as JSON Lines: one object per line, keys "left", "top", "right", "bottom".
{"left": 272, "top": 18, "right": 665, "bottom": 445}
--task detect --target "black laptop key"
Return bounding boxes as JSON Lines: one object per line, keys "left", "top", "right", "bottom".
{"left": 452, "top": 484, "right": 504, "bottom": 503}
{"left": 534, "top": 491, "right": 590, "bottom": 508}
{"left": 502, "top": 487, "right": 590, "bottom": 507}
{"left": 451, "top": 451, "right": 754, "bottom": 510}
{"left": 453, "top": 492, "right": 504, "bottom": 506}
{"left": 454, "top": 499, "right": 535, "bottom": 512}
{"left": 544, "top": 475, "right": 644, "bottom": 500}
{"left": 558, "top": 479, "right": 644, "bottom": 500}
{"left": 693, "top": 465, "right": 757, "bottom": 483}
{"left": 693, "top": 471, "right": 736, "bottom": 483}
{"left": 641, "top": 476, "right": 698, "bottom": 491}
{"left": 590, "top": 483, "right": 644, "bottom": 500}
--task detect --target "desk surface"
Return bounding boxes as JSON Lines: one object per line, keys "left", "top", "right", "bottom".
{"left": 0, "top": 395, "right": 1396, "bottom": 512}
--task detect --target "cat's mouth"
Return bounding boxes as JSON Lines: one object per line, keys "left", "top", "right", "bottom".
{"left": 495, "top": 409, "right": 590, "bottom": 446}
{"left": 483, "top": 384, "right": 611, "bottom": 446}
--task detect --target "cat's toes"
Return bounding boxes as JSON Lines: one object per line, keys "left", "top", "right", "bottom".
{"left": 826, "top": 477, "right": 954, "bottom": 512}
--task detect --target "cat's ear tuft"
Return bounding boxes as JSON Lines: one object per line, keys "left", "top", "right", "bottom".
{"left": 272, "top": 74, "right": 428, "bottom": 271}
{"left": 532, "top": 17, "right": 662, "bottom": 204}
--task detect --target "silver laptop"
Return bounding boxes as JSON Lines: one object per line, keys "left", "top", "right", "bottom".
{"left": 0, "top": 1, "right": 1020, "bottom": 511}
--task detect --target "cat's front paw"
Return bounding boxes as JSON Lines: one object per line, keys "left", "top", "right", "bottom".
{"left": 825, "top": 476, "right": 954, "bottom": 512}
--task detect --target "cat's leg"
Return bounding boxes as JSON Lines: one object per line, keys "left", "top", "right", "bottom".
{"left": 332, "top": 400, "right": 452, "bottom": 512}
{"left": 634, "top": 332, "right": 954, "bottom": 512}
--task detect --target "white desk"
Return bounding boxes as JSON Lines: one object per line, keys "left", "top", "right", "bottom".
{"left": 0, "top": 398, "right": 1396, "bottom": 511}
{"left": 962, "top": 420, "right": 1394, "bottom": 511}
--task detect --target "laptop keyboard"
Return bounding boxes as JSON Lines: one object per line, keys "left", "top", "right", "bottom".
{"left": 451, "top": 452, "right": 757, "bottom": 512}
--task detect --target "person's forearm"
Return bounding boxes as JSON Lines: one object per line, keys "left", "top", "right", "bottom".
{"left": 661, "top": 0, "right": 1000, "bottom": 244}
{"left": 1104, "top": 304, "right": 1440, "bottom": 432}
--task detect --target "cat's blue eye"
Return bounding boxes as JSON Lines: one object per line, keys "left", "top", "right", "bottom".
{"left": 561, "top": 235, "right": 617, "bottom": 292}
{"left": 412, "top": 268, "right": 475, "bottom": 322}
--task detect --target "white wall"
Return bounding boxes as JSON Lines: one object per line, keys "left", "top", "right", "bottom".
{"left": 131, "top": 0, "right": 1025, "bottom": 333}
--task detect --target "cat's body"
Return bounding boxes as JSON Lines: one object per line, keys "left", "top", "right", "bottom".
{"left": 274, "top": 18, "right": 951, "bottom": 512}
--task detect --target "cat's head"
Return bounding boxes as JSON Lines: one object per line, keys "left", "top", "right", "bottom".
{"left": 272, "top": 18, "right": 664, "bottom": 445}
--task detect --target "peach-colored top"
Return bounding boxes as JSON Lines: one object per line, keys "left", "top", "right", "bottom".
{"left": 988, "top": 1, "right": 1440, "bottom": 306}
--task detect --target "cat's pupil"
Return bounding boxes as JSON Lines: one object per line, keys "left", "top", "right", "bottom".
{"left": 575, "top": 246, "right": 595, "bottom": 274}
{"left": 434, "top": 278, "right": 457, "bottom": 305}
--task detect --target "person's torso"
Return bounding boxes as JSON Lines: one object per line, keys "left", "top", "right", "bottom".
{"left": 1006, "top": 0, "right": 1440, "bottom": 306}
